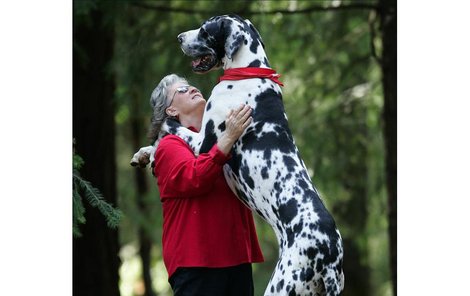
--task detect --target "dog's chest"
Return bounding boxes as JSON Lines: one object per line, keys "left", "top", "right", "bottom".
{"left": 208, "top": 79, "right": 277, "bottom": 112}
{"left": 209, "top": 79, "right": 313, "bottom": 219}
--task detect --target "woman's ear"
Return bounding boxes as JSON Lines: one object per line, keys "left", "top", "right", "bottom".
{"left": 166, "top": 107, "right": 178, "bottom": 118}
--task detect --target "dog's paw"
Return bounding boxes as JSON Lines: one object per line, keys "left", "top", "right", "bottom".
{"left": 130, "top": 145, "right": 155, "bottom": 168}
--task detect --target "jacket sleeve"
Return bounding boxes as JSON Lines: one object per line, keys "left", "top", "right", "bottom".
{"left": 154, "top": 135, "right": 230, "bottom": 198}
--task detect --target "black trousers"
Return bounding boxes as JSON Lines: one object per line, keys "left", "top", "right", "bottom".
{"left": 168, "top": 263, "right": 254, "bottom": 296}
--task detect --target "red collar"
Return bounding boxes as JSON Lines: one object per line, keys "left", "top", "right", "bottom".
{"left": 218, "top": 67, "right": 284, "bottom": 87}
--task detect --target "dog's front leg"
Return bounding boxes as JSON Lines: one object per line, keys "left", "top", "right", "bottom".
{"left": 130, "top": 145, "right": 156, "bottom": 168}
{"left": 164, "top": 117, "right": 204, "bottom": 155}
{"left": 130, "top": 118, "right": 204, "bottom": 168}
{"left": 130, "top": 128, "right": 167, "bottom": 168}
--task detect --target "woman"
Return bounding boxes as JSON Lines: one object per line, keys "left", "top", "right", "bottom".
{"left": 149, "top": 74, "right": 264, "bottom": 296}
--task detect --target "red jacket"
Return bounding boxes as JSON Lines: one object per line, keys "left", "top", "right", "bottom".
{"left": 153, "top": 134, "right": 264, "bottom": 278}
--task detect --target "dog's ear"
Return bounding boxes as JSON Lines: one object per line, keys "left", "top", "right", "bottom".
{"left": 225, "top": 33, "right": 244, "bottom": 60}
{"left": 244, "top": 19, "right": 265, "bottom": 49}
{"left": 220, "top": 19, "right": 244, "bottom": 60}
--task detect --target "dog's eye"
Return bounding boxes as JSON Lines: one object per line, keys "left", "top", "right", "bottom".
{"left": 199, "top": 29, "right": 209, "bottom": 39}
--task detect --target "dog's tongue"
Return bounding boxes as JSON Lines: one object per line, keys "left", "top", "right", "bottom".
{"left": 192, "top": 57, "right": 202, "bottom": 68}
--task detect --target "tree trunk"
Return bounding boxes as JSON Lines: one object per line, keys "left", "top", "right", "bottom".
{"left": 131, "top": 97, "right": 157, "bottom": 296}
{"left": 378, "top": 0, "right": 397, "bottom": 295}
{"left": 73, "top": 5, "right": 120, "bottom": 296}
{"left": 336, "top": 100, "right": 371, "bottom": 296}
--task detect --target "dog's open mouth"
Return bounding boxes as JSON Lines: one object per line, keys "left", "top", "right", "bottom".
{"left": 191, "top": 54, "right": 218, "bottom": 73}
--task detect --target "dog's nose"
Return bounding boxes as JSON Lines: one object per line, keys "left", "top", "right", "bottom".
{"left": 177, "top": 33, "right": 184, "bottom": 44}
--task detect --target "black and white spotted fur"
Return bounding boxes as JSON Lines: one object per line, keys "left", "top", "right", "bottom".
{"left": 132, "top": 15, "right": 344, "bottom": 296}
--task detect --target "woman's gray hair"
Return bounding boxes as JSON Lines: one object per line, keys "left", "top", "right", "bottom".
{"left": 148, "top": 74, "right": 188, "bottom": 142}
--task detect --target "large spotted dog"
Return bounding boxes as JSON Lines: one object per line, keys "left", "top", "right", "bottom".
{"left": 132, "top": 15, "right": 344, "bottom": 296}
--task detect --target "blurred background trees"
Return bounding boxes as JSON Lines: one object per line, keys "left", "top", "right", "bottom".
{"left": 73, "top": 1, "right": 396, "bottom": 296}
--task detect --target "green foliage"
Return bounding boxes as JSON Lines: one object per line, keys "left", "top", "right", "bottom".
{"left": 73, "top": 151, "right": 123, "bottom": 238}
{"left": 73, "top": 153, "right": 84, "bottom": 170}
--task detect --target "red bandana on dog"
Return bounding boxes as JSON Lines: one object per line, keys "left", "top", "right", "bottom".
{"left": 219, "top": 67, "right": 284, "bottom": 87}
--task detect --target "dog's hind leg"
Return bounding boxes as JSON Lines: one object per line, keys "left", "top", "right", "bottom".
{"left": 322, "top": 266, "right": 344, "bottom": 296}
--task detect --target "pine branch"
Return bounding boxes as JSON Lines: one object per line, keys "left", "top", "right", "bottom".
{"left": 73, "top": 185, "right": 86, "bottom": 238}
{"left": 72, "top": 147, "right": 122, "bottom": 237}
{"left": 73, "top": 171, "right": 122, "bottom": 229}
{"left": 73, "top": 154, "right": 84, "bottom": 170}
{"left": 73, "top": 190, "right": 86, "bottom": 237}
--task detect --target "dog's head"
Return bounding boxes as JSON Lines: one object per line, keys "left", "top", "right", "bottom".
{"left": 177, "top": 14, "right": 266, "bottom": 73}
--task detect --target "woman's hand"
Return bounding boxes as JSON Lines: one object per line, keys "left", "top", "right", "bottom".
{"left": 217, "top": 104, "right": 252, "bottom": 156}
{"left": 225, "top": 104, "right": 252, "bottom": 142}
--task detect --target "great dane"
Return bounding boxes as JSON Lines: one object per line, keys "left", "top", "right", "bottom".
{"left": 132, "top": 15, "right": 344, "bottom": 296}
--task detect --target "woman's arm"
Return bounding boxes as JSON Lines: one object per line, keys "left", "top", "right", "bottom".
{"left": 155, "top": 135, "right": 228, "bottom": 197}
{"left": 154, "top": 105, "right": 252, "bottom": 198}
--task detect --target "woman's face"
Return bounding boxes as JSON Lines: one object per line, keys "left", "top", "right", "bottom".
{"left": 166, "top": 82, "right": 206, "bottom": 117}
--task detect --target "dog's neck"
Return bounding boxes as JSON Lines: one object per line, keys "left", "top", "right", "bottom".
{"left": 223, "top": 40, "right": 270, "bottom": 69}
